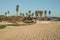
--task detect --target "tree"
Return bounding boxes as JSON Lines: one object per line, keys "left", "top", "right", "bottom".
{"left": 39, "top": 11, "right": 43, "bottom": 18}
{"left": 35, "top": 11, "right": 38, "bottom": 19}
{"left": 49, "top": 11, "right": 51, "bottom": 17}
{"left": 5, "top": 12, "right": 7, "bottom": 16}
{"left": 5, "top": 12, "right": 7, "bottom": 20}
{"left": 20, "top": 13, "right": 22, "bottom": 16}
{"left": 20, "top": 13, "right": 24, "bottom": 17}
{"left": 16, "top": 5, "right": 19, "bottom": 16}
{"left": 7, "top": 11, "right": 9, "bottom": 14}
{"left": 35, "top": 10, "right": 39, "bottom": 22}
{"left": 44, "top": 10, "right": 47, "bottom": 17}
{"left": 23, "top": 13, "right": 24, "bottom": 17}
{"left": 7, "top": 11, "right": 9, "bottom": 16}
{"left": 28, "top": 10, "right": 31, "bottom": 13}
{"left": 32, "top": 13, "right": 34, "bottom": 17}
{"left": 26, "top": 12, "right": 28, "bottom": 17}
{"left": 28, "top": 10, "right": 31, "bottom": 17}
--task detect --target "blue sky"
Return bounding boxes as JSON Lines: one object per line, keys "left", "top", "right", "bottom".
{"left": 0, "top": 0, "right": 60, "bottom": 17}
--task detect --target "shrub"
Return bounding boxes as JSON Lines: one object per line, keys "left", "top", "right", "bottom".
{"left": 6, "top": 23, "right": 20, "bottom": 26}
{"left": 0, "top": 25, "right": 6, "bottom": 29}
{"left": 24, "top": 20, "right": 33, "bottom": 23}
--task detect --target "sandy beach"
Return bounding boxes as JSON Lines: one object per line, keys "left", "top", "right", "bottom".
{"left": 0, "top": 21, "right": 60, "bottom": 40}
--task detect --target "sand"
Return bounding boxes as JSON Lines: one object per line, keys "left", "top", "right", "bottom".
{"left": 0, "top": 21, "right": 60, "bottom": 40}
{"left": 0, "top": 21, "right": 13, "bottom": 25}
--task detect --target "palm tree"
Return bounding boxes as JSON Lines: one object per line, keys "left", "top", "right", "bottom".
{"left": 35, "top": 10, "right": 39, "bottom": 22}
{"left": 39, "top": 11, "right": 43, "bottom": 18}
{"left": 16, "top": 5, "right": 19, "bottom": 16}
{"left": 5, "top": 12, "right": 7, "bottom": 20}
{"left": 44, "top": 10, "right": 47, "bottom": 17}
{"left": 7, "top": 11, "right": 9, "bottom": 16}
{"left": 28, "top": 10, "right": 31, "bottom": 18}
{"left": 23, "top": 13, "right": 24, "bottom": 17}
{"left": 20, "top": 13, "right": 22, "bottom": 16}
{"left": 49, "top": 11, "right": 51, "bottom": 17}
{"left": 20, "top": 13, "right": 24, "bottom": 16}
{"left": 7, "top": 11, "right": 9, "bottom": 14}
{"left": 35, "top": 11, "right": 38, "bottom": 19}
{"left": 32, "top": 13, "right": 34, "bottom": 17}
{"left": 26, "top": 12, "right": 28, "bottom": 17}
{"left": 28, "top": 10, "right": 31, "bottom": 14}
{"left": 5, "top": 12, "right": 7, "bottom": 17}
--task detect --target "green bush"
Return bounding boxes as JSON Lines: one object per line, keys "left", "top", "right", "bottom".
{"left": 6, "top": 23, "right": 20, "bottom": 26}
{"left": 0, "top": 25, "right": 6, "bottom": 29}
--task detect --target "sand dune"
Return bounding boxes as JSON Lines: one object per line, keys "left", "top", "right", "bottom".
{"left": 0, "top": 21, "right": 60, "bottom": 40}
{"left": 37, "top": 21, "right": 51, "bottom": 24}
{"left": 0, "top": 21, "right": 13, "bottom": 25}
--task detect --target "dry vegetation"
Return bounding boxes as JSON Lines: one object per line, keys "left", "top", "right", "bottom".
{"left": 0, "top": 21, "right": 60, "bottom": 40}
